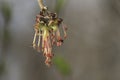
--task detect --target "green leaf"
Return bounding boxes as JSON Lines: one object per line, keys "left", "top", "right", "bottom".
{"left": 53, "top": 56, "right": 71, "bottom": 76}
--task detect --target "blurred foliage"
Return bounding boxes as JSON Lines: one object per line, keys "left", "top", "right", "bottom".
{"left": 53, "top": 56, "right": 71, "bottom": 76}
{"left": 55, "top": 0, "right": 65, "bottom": 14}
{"left": 2, "top": 29, "right": 11, "bottom": 48}
{"left": 0, "top": 2, "right": 12, "bottom": 49}
{"left": 0, "top": 2, "right": 11, "bottom": 24}
{"left": 0, "top": 62, "right": 5, "bottom": 75}
{"left": 0, "top": 2, "right": 11, "bottom": 76}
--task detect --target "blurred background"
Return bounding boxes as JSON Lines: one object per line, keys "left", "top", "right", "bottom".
{"left": 0, "top": 0, "right": 120, "bottom": 80}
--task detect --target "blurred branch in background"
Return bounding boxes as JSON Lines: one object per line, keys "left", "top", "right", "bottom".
{"left": 0, "top": 1, "right": 12, "bottom": 77}
{"left": 0, "top": 62, "right": 5, "bottom": 75}
{"left": 0, "top": 2, "right": 12, "bottom": 52}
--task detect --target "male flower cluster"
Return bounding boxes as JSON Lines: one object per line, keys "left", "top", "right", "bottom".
{"left": 32, "top": 9, "right": 67, "bottom": 66}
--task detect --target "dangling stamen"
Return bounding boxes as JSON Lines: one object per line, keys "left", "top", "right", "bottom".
{"left": 42, "top": 29, "right": 46, "bottom": 50}
{"left": 56, "top": 28, "right": 63, "bottom": 46}
{"left": 45, "top": 57, "right": 51, "bottom": 67}
{"left": 47, "top": 36, "right": 52, "bottom": 54}
{"left": 56, "top": 28, "right": 61, "bottom": 40}
{"left": 42, "top": 37, "right": 45, "bottom": 51}
{"left": 45, "top": 38, "right": 49, "bottom": 54}
{"left": 49, "top": 35, "right": 52, "bottom": 50}
{"left": 51, "top": 31, "right": 56, "bottom": 45}
{"left": 62, "top": 23, "right": 67, "bottom": 39}
{"left": 43, "top": 40, "right": 47, "bottom": 54}
{"left": 37, "top": 29, "right": 41, "bottom": 52}
{"left": 33, "top": 30, "right": 37, "bottom": 49}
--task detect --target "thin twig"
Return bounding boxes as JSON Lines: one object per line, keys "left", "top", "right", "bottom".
{"left": 37, "top": 0, "right": 47, "bottom": 10}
